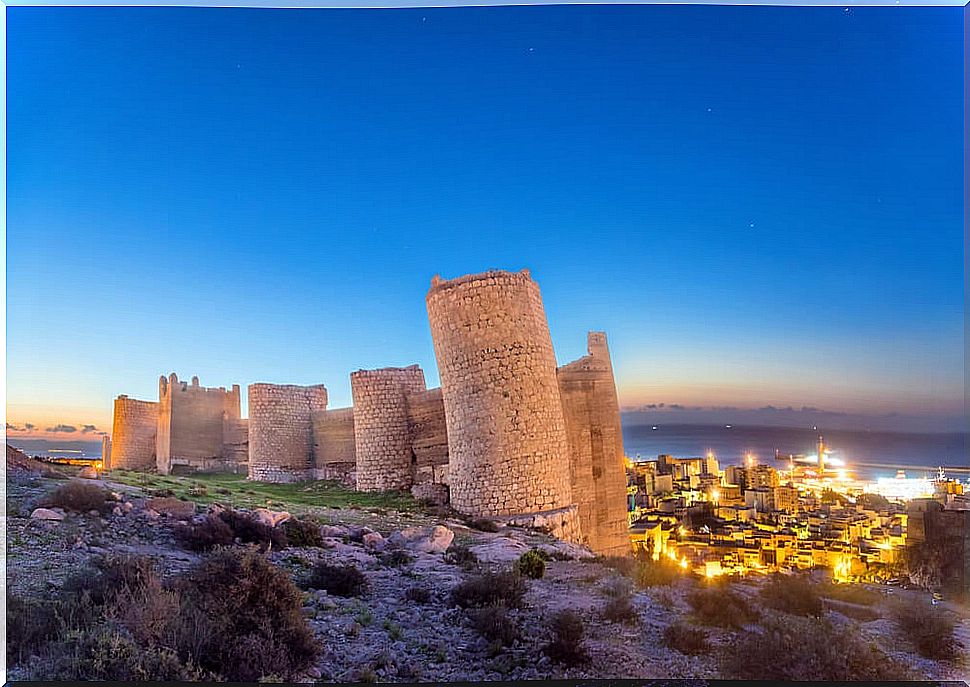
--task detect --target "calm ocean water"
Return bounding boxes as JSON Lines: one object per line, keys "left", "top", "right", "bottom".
{"left": 623, "top": 424, "right": 970, "bottom": 480}
{"left": 11, "top": 425, "right": 970, "bottom": 482}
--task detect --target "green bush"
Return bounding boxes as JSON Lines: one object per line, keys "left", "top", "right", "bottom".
{"left": 450, "top": 571, "right": 527, "bottom": 609}
{"left": 303, "top": 561, "right": 369, "bottom": 597}
{"left": 759, "top": 574, "right": 823, "bottom": 617}
{"left": 722, "top": 614, "right": 908, "bottom": 680}
{"left": 662, "top": 622, "right": 709, "bottom": 655}
{"left": 514, "top": 549, "right": 546, "bottom": 580}
{"left": 544, "top": 609, "right": 588, "bottom": 665}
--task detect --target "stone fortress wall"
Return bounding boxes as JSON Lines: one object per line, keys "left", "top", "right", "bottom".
{"left": 104, "top": 269, "right": 629, "bottom": 554}
{"left": 248, "top": 383, "right": 328, "bottom": 483}
{"left": 109, "top": 396, "right": 159, "bottom": 470}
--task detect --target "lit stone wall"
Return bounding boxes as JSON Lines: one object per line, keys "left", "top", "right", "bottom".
{"left": 311, "top": 407, "right": 357, "bottom": 482}
{"left": 248, "top": 383, "right": 328, "bottom": 482}
{"left": 557, "top": 332, "right": 631, "bottom": 556}
{"left": 351, "top": 366, "right": 427, "bottom": 492}
{"left": 406, "top": 387, "right": 450, "bottom": 485}
{"left": 426, "top": 269, "right": 575, "bottom": 520}
{"left": 156, "top": 373, "right": 241, "bottom": 475}
{"left": 101, "top": 435, "right": 112, "bottom": 469}
{"left": 110, "top": 396, "right": 158, "bottom": 470}
{"left": 221, "top": 418, "right": 250, "bottom": 474}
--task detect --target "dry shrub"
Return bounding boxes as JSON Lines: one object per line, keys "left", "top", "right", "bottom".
{"left": 177, "top": 547, "right": 319, "bottom": 680}
{"left": 593, "top": 554, "right": 637, "bottom": 577}
{"left": 662, "top": 622, "right": 708, "bottom": 655}
{"left": 759, "top": 573, "right": 823, "bottom": 617}
{"left": 174, "top": 515, "right": 234, "bottom": 552}
{"left": 890, "top": 601, "right": 959, "bottom": 660}
{"left": 281, "top": 518, "right": 324, "bottom": 548}
{"left": 443, "top": 542, "right": 479, "bottom": 570}
{"left": 465, "top": 517, "right": 500, "bottom": 533}
{"left": 633, "top": 557, "right": 680, "bottom": 588}
{"left": 6, "top": 593, "right": 61, "bottom": 663}
{"left": 43, "top": 481, "right": 114, "bottom": 514}
{"left": 514, "top": 549, "right": 546, "bottom": 579}
{"left": 818, "top": 582, "right": 881, "bottom": 606}
{"left": 405, "top": 585, "right": 432, "bottom": 604}
{"left": 380, "top": 549, "right": 414, "bottom": 567}
{"left": 218, "top": 509, "right": 288, "bottom": 550}
{"left": 544, "top": 609, "right": 588, "bottom": 665}
{"left": 303, "top": 561, "right": 369, "bottom": 597}
{"left": 687, "top": 583, "right": 758, "bottom": 628}
{"left": 603, "top": 594, "right": 639, "bottom": 625}
{"left": 450, "top": 570, "right": 527, "bottom": 609}
{"left": 722, "top": 614, "right": 909, "bottom": 680}
{"left": 824, "top": 598, "right": 881, "bottom": 622}
{"left": 469, "top": 602, "right": 519, "bottom": 647}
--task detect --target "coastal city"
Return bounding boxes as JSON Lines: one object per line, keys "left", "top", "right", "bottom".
{"left": 625, "top": 437, "right": 970, "bottom": 594}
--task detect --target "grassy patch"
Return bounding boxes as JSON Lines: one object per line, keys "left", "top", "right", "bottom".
{"left": 107, "top": 471, "right": 416, "bottom": 513}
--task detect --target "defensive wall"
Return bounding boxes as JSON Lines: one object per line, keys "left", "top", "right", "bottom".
{"left": 109, "top": 396, "right": 158, "bottom": 470}
{"left": 248, "top": 383, "right": 328, "bottom": 483}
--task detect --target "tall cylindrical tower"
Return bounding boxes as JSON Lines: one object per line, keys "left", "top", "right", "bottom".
{"left": 351, "top": 365, "right": 427, "bottom": 492}
{"left": 426, "top": 269, "right": 574, "bottom": 517}
{"left": 110, "top": 395, "right": 158, "bottom": 470}
{"left": 248, "top": 383, "right": 328, "bottom": 483}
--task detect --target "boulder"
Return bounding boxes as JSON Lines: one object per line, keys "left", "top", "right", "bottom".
{"left": 389, "top": 525, "right": 454, "bottom": 554}
{"left": 253, "top": 508, "right": 291, "bottom": 528}
{"left": 77, "top": 466, "right": 99, "bottom": 480}
{"left": 320, "top": 524, "right": 350, "bottom": 539}
{"left": 362, "top": 531, "right": 385, "bottom": 550}
{"left": 30, "top": 508, "right": 65, "bottom": 521}
{"left": 145, "top": 497, "right": 195, "bottom": 519}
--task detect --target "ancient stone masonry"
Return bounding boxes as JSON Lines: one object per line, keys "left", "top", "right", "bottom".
{"left": 248, "top": 383, "right": 328, "bottom": 483}
{"left": 101, "top": 435, "right": 112, "bottom": 469}
{"left": 156, "top": 373, "right": 245, "bottom": 475}
{"left": 426, "top": 269, "right": 577, "bottom": 536}
{"left": 351, "top": 366, "right": 428, "bottom": 492}
{"left": 110, "top": 396, "right": 158, "bottom": 470}
{"left": 558, "top": 332, "right": 631, "bottom": 556}
{"left": 312, "top": 407, "right": 357, "bottom": 484}
{"left": 407, "top": 387, "right": 450, "bottom": 486}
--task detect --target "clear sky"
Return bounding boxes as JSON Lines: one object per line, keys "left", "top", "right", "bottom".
{"left": 6, "top": 5, "right": 965, "bottom": 440}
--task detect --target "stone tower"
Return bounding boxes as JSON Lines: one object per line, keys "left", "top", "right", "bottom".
{"left": 350, "top": 365, "right": 427, "bottom": 492}
{"left": 248, "top": 383, "right": 328, "bottom": 482}
{"left": 109, "top": 395, "right": 158, "bottom": 470}
{"left": 426, "top": 269, "right": 575, "bottom": 525}
{"left": 557, "top": 332, "right": 631, "bottom": 555}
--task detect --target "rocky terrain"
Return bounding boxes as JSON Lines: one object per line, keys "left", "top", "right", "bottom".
{"left": 6, "top": 458, "right": 968, "bottom": 683}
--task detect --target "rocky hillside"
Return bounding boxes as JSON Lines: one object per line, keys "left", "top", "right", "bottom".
{"left": 7, "top": 468, "right": 968, "bottom": 682}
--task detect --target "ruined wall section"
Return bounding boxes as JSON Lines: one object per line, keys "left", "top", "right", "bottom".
{"left": 557, "top": 331, "right": 630, "bottom": 556}
{"left": 426, "top": 269, "right": 576, "bottom": 525}
{"left": 351, "top": 366, "right": 427, "bottom": 492}
{"left": 248, "top": 383, "right": 328, "bottom": 483}
{"left": 101, "top": 435, "right": 112, "bottom": 470}
{"left": 110, "top": 396, "right": 158, "bottom": 470}
{"left": 406, "top": 387, "right": 450, "bottom": 485}
{"left": 222, "top": 418, "right": 250, "bottom": 474}
{"left": 311, "top": 407, "right": 356, "bottom": 483}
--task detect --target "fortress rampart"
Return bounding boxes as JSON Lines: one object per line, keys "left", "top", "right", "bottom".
{"left": 248, "top": 383, "right": 328, "bottom": 483}
{"left": 351, "top": 366, "right": 428, "bottom": 492}
{"left": 557, "top": 332, "right": 631, "bottom": 555}
{"left": 110, "top": 396, "right": 158, "bottom": 470}
{"left": 104, "top": 269, "right": 629, "bottom": 554}
{"left": 426, "top": 269, "right": 575, "bottom": 523}
{"left": 157, "top": 373, "right": 243, "bottom": 474}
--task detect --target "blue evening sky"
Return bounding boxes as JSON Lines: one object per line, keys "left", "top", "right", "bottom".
{"left": 6, "top": 5, "right": 964, "bottom": 434}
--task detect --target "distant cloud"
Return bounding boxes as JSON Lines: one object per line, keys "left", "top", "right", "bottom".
{"left": 25, "top": 423, "right": 35, "bottom": 430}
{"left": 47, "top": 424, "right": 78, "bottom": 433}
{"left": 6, "top": 422, "right": 23, "bottom": 431}
{"left": 81, "top": 424, "right": 99, "bottom": 433}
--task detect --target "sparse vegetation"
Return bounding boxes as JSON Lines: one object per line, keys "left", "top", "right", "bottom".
{"left": 662, "top": 622, "right": 709, "bottom": 655}
{"left": 217, "top": 509, "right": 288, "bottom": 550}
{"left": 450, "top": 570, "right": 527, "bottom": 609}
{"left": 303, "top": 561, "right": 369, "bottom": 597}
{"left": 544, "top": 609, "right": 588, "bottom": 665}
{"left": 42, "top": 480, "right": 114, "bottom": 514}
{"left": 174, "top": 515, "right": 234, "bottom": 552}
{"left": 380, "top": 549, "right": 414, "bottom": 567}
{"left": 603, "top": 593, "right": 639, "bottom": 624}
{"left": 722, "top": 613, "right": 908, "bottom": 680}
{"left": 404, "top": 585, "right": 432, "bottom": 604}
{"left": 514, "top": 548, "right": 546, "bottom": 579}
{"left": 468, "top": 602, "right": 519, "bottom": 647}
{"left": 465, "top": 517, "right": 500, "bottom": 533}
{"left": 890, "top": 601, "right": 959, "bottom": 660}
{"left": 443, "top": 542, "right": 480, "bottom": 570}
{"left": 281, "top": 517, "right": 324, "bottom": 548}
{"left": 759, "top": 574, "right": 823, "bottom": 617}
{"left": 687, "top": 582, "right": 758, "bottom": 628}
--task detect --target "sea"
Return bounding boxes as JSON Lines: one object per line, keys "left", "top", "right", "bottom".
{"left": 9, "top": 425, "right": 970, "bottom": 482}
{"left": 623, "top": 424, "right": 970, "bottom": 481}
